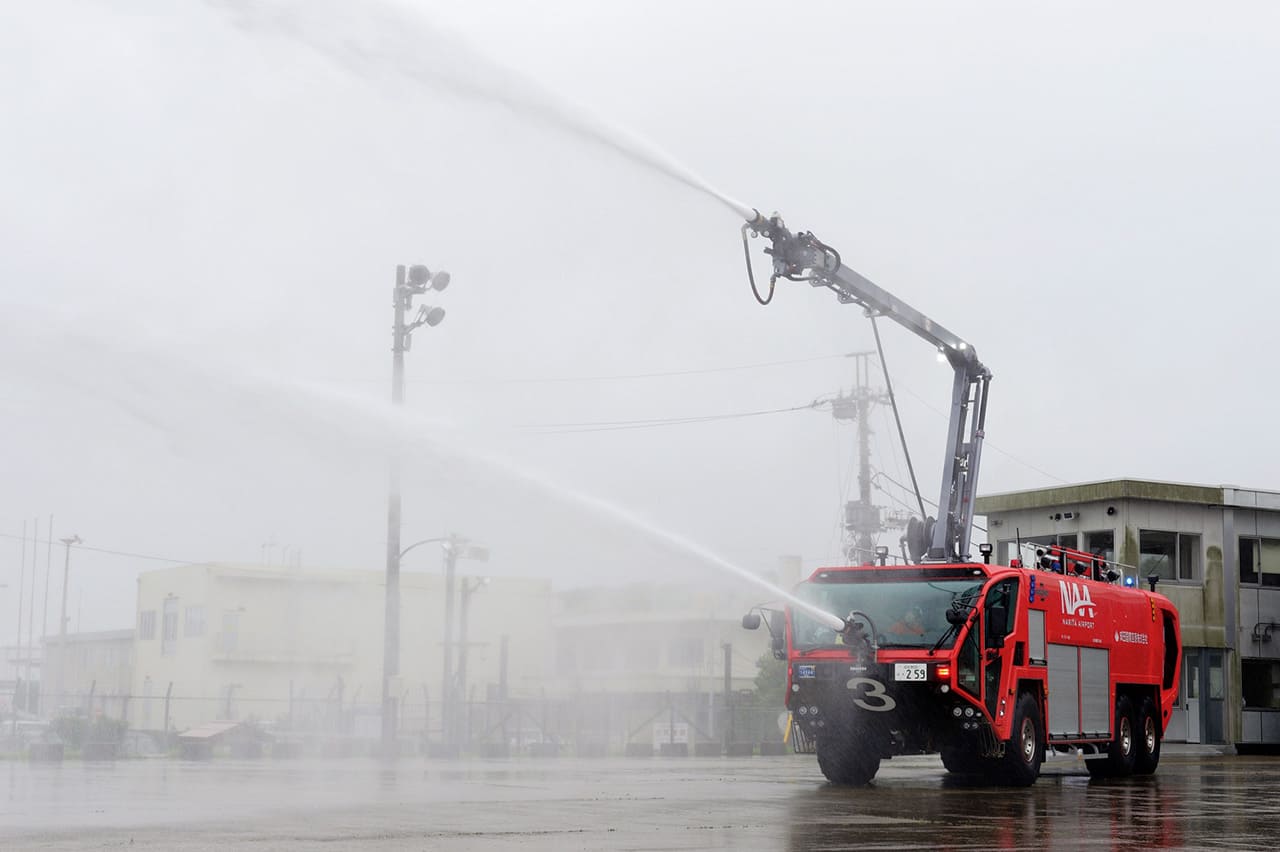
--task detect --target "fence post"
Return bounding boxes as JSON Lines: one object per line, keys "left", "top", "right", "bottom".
{"left": 723, "top": 643, "right": 733, "bottom": 751}
{"left": 163, "top": 682, "right": 173, "bottom": 742}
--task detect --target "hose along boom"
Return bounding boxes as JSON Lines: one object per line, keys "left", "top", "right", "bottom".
{"left": 742, "top": 211, "right": 991, "bottom": 563}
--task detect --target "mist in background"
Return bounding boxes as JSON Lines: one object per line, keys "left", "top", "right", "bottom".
{"left": 2, "top": 0, "right": 1278, "bottom": 633}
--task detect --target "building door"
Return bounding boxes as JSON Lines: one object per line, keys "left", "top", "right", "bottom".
{"left": 1206, "top": 650, "right": 1225, "bottom": 744}
{"left": 1183, "top": 651, "right": 1201, "bottom": 744}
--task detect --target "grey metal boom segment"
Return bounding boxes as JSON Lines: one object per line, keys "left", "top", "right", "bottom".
{"left": 748, "top": 212, "right": 992, "bottom": 562}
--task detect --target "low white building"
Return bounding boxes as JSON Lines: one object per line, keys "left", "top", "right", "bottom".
{"left": 131, "top": 563, "right": 554, "bottom": 736}
{"left": 41, "top": 629, "right": 134, "bottom": 719}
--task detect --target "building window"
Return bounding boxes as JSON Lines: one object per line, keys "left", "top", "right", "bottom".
{"left": 139, "top": 610, "right": 157, "bottom": 640}
{"left": 581, "top": 642, "right": 613, "bottom": 672}
{"left": 1243, "top": 659, "right": 1280, "bottom": 709}
{"left": 1083, "top": 530, "right": 1115, "bottom": 565}
{"left": 1140, "top": 530, "right": 1200, "bottom": 583}
{"left": 1240, "top": 537, "right": 1280, "bottom": 587}
{"left": 220, "top": 610, "right": 241, "bottom": 653}
{"left": 1178, "top": 534, "right": 1201, "bottom": 581}
{"left": 184, "top": 606, "right": 206, "bottom": 638}
{"left": 668, "top": 637, "right": 704, "bottom": 668}
{"left": 556, "top": 643, "right": 576, "bottom": 676}
{"left": 624, "top": 642, "right": 658, "bottom": 673}
{"left": 1005, "top": 534, "right": 1079, "bottom": 567}
{"left": 161, "top": 597, "right": 179, "bottom": 656}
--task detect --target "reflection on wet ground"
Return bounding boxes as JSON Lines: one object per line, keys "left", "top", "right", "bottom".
{"left": 2, "top": 749, "right": 1277, "bottom": 850}
{"left": 789, "top": 754, "right": 1280, "bottom": 851}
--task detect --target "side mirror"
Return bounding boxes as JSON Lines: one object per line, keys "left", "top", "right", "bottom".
{"left": 742, "top": 613, "right": 762, "bottom": 630}
{"left": 771, "top": 636, "right": 786, "bottom": 660}
{"left": 986, "top": 604, "right": 1008, "bottom": 648}
{"left": 946, "top": 607, "right": 968, "bottom": 626}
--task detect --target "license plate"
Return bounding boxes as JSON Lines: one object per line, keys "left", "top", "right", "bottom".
{"left": 895, "top": 663, "right": 927, "bottom": 682}
{"left": 796, "top": 665, "right": 816, "bottom": 679}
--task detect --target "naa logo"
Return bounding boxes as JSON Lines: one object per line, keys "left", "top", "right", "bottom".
{"left": 1058, "top": 580, "right": 1097, "bottom": 619}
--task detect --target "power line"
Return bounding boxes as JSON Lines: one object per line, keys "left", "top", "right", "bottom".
{"left": 320, "top": 352, "right": 856, "bottom": 387}
{"left": 0, "top": 532, "right": 191, "bottom": 566}
{"left": 418, "top": 352, "right": 853, "bottom": 384}
{"left": 895, "top": 383, "right": 1068, "bottom": 485}
{"left": 520, "top": 401, "right": 822, "bottom": 434}
{"left": 871, "top": 470, "right": 987, "bottom": 534}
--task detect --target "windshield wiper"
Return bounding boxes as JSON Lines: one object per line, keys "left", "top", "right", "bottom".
{"left": 929, "top": 592, "right": 981, "bottom": 655}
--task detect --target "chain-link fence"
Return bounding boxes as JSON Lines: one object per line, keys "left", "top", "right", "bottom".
{"left": 5, "top": 686, "right": 794, "bottom": 759}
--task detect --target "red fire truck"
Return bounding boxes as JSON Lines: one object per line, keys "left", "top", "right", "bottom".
{"left": 739, "top": 214, "right": 1181, "bottom": 785}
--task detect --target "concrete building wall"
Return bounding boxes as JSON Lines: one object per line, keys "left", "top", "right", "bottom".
{"left": 40, "top": 630, "right": 134, "bottom": 719}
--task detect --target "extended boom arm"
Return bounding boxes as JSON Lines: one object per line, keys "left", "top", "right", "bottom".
{"left": 745, "top": 211, "right": 992, "bottom": 562}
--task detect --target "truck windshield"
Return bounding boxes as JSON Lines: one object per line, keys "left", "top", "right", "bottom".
{"left": 792, "top": 577, "right": 983, "bottom": 651}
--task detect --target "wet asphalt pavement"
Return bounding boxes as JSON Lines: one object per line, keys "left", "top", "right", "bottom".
{"left": 3, "top": 748, "right": 1278, "bottom": 850}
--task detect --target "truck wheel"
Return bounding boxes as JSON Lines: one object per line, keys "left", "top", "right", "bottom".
{"left": 999, "top": 692, "right": 1043, "bottom": 786}
{"left": 940, "top": 744, "right": 980, "bottom": 774}
{"left": 1134, "top": 696, "right": 1161, "bottom": 775}
{"left": 816, "top": 729, "right": 881, "bottom": 785}
{"left": 1090, "top": 694, "right": 1137, "bottom": 778}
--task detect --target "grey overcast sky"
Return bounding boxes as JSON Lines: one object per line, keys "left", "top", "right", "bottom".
{"left": 2, "top": 0, "right": 1278, "bottom": 631}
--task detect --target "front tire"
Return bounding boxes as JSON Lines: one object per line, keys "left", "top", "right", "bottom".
{"left": 1134, "top": 695, "right": 1161, "bottom": 775}
{"left": 999, "top": 692, "right": 1044, "bottom": 786}
{"left": 940, "top": 743, "right": 981, "bottom": 774}
{"left": 816, "top": 726, "right": 881, "bottom": 785}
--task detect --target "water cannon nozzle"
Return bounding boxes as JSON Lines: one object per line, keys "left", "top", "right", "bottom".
{"left": 743, "top": 208, "right": 769, "bottom": 233}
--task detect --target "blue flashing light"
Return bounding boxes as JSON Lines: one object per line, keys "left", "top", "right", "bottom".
{"left": 1123, "top": 576, "right": 1137, "bottom": 587}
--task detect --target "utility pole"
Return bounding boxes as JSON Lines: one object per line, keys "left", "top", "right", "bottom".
{"left": 40, "top": 516, "right": 53, "bottom": 642}
{"left": 722, "top": 642, "right": 733, "bottom": 753}
{"left": 24, "top": 518, "right": 38, "bottom": 712}
{"left": 56, "top": 535, "right": 81, "bottom": 715}
{"left": 498, "top": 635, "right": 509, "bottom": 747}
{"left": 14, "top": 521, "right": 26, "bottom": 714}
{"left": 831, "top": 352, "right": 891, "bottom": 564}
{"left": 39, "top": 516, "right": 53, "bottom": 716}
{"left": 382, "top": 263, "right": 407, "bottom": 755}
{"left": 440, "top": 536, "right": 459, "bottom": 747}
{"left": 382, "top": 262, "right": 450, "bottom": 757}
{"left": 456, "top": 576, "right": 489, "bottom": 748}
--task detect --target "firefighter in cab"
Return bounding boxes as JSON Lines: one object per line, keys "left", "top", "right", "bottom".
{"left": 890, "top": 604, "right": 927, "bottom": 637}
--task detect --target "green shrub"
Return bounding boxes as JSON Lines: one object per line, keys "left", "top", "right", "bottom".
{"left": 52, "top": 714, "right": 127, "bottom": 748}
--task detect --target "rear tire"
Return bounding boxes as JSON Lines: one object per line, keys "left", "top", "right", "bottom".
{"left": 999, "top": 692, "right": 1043, "bottom": 786}
{"left": 1134, "top": 695, "right": 1161, "bottom": 775}
{"left": 1089, "top": 694, "right": 1137, "bottom": 778}
{"left": 816, "top": 726, "right": 881, "bottom": 785}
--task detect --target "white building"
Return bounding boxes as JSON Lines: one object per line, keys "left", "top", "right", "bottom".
{"left": 131, "top": 563, "right": 554, "bottom": 736}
